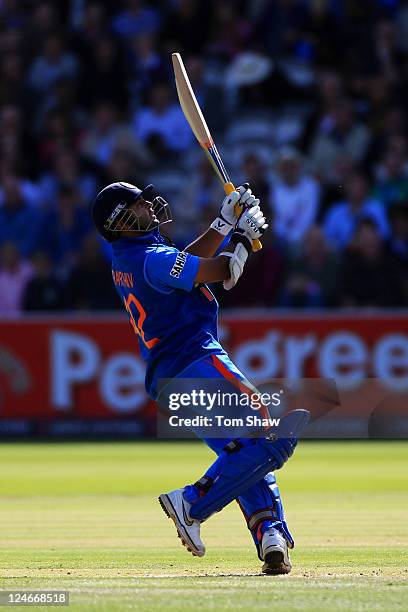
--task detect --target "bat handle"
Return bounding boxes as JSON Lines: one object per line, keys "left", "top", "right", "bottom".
{"left": 223, "top": 182, "right": 262, "bottom": 252}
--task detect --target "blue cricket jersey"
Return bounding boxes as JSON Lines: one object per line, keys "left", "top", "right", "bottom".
{"left": 111, "top": 230, "right": 226, "bottom": 398}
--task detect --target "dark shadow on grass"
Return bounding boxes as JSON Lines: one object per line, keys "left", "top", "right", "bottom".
{"left": 141, "top": 573, "right": 267, "bottom": 579}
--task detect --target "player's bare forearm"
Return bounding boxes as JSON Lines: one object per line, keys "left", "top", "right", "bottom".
{"left": 193, "top": 238, "right": 240, "bottom": 284}
{"left": 194, "top": 254, "right": 231, "bottom": 284}
{"left": 184, "top": 228, "right": 227, "bottom": 258}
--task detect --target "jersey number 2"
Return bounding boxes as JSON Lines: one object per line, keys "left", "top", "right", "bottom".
{"left": 124, "top": 293, "right": 160, "bottom": 349}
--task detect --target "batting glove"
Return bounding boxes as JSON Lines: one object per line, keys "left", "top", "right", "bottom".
{"left": 210, "top": 184, "right": 260, "bottom": 236}
{"left": 236, "top": 204, "right": 268, "bottom": 242}
{"left": 236, "top": 184, "right": 260, "bottom": 210}
{"left": 210, "top": 190, "right": 240, "bottom": 236}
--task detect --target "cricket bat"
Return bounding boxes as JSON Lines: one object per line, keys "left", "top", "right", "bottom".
{"left": 172, "top": 52, "right": 262, "bottom": 252}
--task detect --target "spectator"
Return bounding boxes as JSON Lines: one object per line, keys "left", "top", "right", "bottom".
{"left": 78, "top": 37, "right": 128, "bottom": 110}
{"left": 252, "top": 0, "right": 305, "bottom": 58}
{"left": 296, "top": 0, "right": 341, "bottom": 67}
{"left": 0, "top": 242, "right": 33, "bottom": 314}
{"left": 133, "top": 82, "right": 193, "bottom": 158}
{"left": 37, "top": 109, "right": 81, "bottom": 168}
{"left": 242, "top": 153, "right": 270, "bottom": 208}
{"left": 0, "top": 52, "right": 25, "bottom": 107}
{"left": 387, "top": 204, "right": 408, "bottom": 302}
{"left": 111, "top": 0, "right": 161, "bottom": 40}
{"left": 0, "top": 105, "right": 35, "bottom": 179}
{"left": 80, "top": 101, "right": 150, "bottom": 169}
{"left": 318, "top": 153, "right": 355, "bottom": 218}
{"left": 0, "top": 174, "right": 43, "bottom": 256}
{"left": 0, "top": 167, "right": 40, "bottom": 208}
{"left": 162, "top": 0, "right": 213, "bottom": 55}
{"left": 301, "top": 70, "right": 344, "bottom": 153}
{"left": 28, "top": 34, "right": 78, "bottom": 98}
{"left": 364, "top": 19, "right": 404, "bottom": 81}
{"left": 280, "top": 226, "right": 339, "bottom": 308}
{"left": 36, "top": 77, "right": 86, "bottom": 135}
{"left": 38, "top": 150, "right": 97, "bottom": 207}
{"left": 270, "top": 147, "right": 320, "bottom": 245}
{"left": 23, "top": 2, "right": 60, "bottom": 59}
{"left": 219, "top": 223, "right": 287, "bottom": 309}
{"left": 72, "top": 2, "right": 107, "bottom": 52}
{"left": 42, "top": 186, "right": 92, "bottom": 266}
{"left": 338, "top": 220, "right": 403, "bottom": 307}
{"left": 126, "top": 31, "right": 167, "bottom": 104}
{"left": 364, "top": 105, "right": 407, "bottom": 168}
{"left": 365, "top": 75, "right": 396, "bottom": 137}
{"left": 309, "top": 98, "right": 371, "bottom": 182}
{"left": 181, "top": 158, "right": 220, "bottom": 243}
{"left": 373, "top": 146, "right": 408, "bottom": 207}
{"left": 101, "top": 149, "right": 144, "bottom": 189}
{"left": 387, "top": 204, "right": 408, "bottom": 265}
{"left": 0, "top": 0, "right": 26, "bottom": 28}
{"left": 22, "top": 251, "right": 64, "bottom": 311}
{"left": 66, "top": 233, "right": 120, "bottom": 310}
{"left": 184, "top": 157, "right": 221, "bottom": 211}
{"left": 0, "top": 26, "right": 21, "bottom": 56}
{"left": 323, "top": 171, "right": 389, "bottom": 250}
{"left": 81, "top": 102, "right": 119, "bottom": 168}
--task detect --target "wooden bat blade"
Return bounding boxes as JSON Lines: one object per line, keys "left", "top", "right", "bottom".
{"left": 172, "top": 53, "right": 212, "bottom": 146}
{"left": 172, "top": 53, "right": 234, "bottom": 189}
{"left": 172, "top": 52, "right": 262, "bottom": 252}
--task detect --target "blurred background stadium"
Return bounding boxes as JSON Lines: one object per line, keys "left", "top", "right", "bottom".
{"left": 0, "top": 0, "right": 407, "bottom": 436}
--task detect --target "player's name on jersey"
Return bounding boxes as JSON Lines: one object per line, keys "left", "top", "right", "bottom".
{"left": 168, "top": 415, "right": 280, "bottom": 429}
{"left": 112, "top": 269, "right": 134, "bottom": 288}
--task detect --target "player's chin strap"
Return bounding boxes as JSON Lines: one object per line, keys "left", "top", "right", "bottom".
{"left": 220, "top": 231, "right": 252, "bottom": 291}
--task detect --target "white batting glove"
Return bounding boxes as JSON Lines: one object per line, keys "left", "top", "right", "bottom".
{"left": 210, "top": 190, "right": 240, "bottom": 236}
{"left": 210, "top": 184, "right": 260, "bottom": 236}
{"left": 236, "top": 184, "right": 260, "bottom": 210}
{"left": 236, "top": 204, "right": 268, "bottom": 242}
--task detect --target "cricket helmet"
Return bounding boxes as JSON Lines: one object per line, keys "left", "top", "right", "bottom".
{"left": 91, "top": 182, "right": 172, "bottom": 242}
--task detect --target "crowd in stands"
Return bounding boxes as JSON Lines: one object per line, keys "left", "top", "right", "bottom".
{"left": 0, "top": 0, "right": 407, "bottom": 314}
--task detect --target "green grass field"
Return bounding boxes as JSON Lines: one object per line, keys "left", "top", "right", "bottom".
{"left": 0, "top": 441, "right": 407, "bottom": 611}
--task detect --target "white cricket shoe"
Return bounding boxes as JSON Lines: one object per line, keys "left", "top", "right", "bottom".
{"left": 158, "top": 488, "right": 205, "bottom": 558}
{"left": 261, "top": 527, "right": 292, "bottom": 575}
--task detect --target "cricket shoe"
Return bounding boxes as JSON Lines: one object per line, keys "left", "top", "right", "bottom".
{"left": 260, "top": 527, "right": 292, "bottom": 575}
{"left": 158, "top": 488, "right": 205, "bottom": 558}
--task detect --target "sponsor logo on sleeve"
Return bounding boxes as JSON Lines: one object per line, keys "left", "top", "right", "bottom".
{"left": 170, "top": 251, "right": 188, "bottom": 278}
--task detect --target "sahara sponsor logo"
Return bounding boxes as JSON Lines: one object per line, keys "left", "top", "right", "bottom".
{"left": 170, "top": 251, "right": 188, "bottom": 278}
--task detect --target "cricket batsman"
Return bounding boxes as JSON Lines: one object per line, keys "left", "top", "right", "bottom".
{"left": 91, "top": 181, "right": 299, "bottom": 574}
